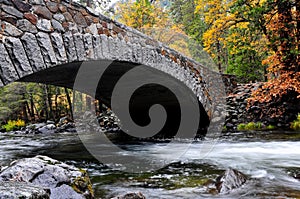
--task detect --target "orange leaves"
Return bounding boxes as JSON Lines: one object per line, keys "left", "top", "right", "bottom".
{"left": 249, "top": 71, "right": 300, "bottom": 104}
{"left": 247, "top": 71, "right": 300, "bottom": 121}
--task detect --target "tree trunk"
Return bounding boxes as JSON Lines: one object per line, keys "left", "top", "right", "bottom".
{"left": 86, "top": 95, "right": 92, "bottom": 111}
{"left": 277, "top": 0, "right": 293, "bottom": 70}
{"left": 29, "top": 94, "right": 35, "bottom": 121}
{"left": 46, "top": 85, "right": 55, "bottom": 121}
{"left": 42, "top": 85, "right": 49, "bottom": 121}
{"left": 296, "top": 0, "right": 300, "bottom": 72}
{"left": 216, "top": 40, "right": 222, "bottom": 73}
{"left": 55, "top": 87, "right": 60, "bottom": 120}
{"left": 25, "top": 101, "right": 32, "bottom": 122}
{"left": 64, "top": 87, "right": 73, "bottom": 120}
{"left": 22, "top": 101, "right": 28, "bottom": 122}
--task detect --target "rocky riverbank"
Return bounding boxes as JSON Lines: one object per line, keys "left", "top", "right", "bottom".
{"left": 225, "top": 83, "right": 263, "bottom": 131}
{"left": 0, "top": 155, "right": 249, "bottom": 198}
{"left": 0, "top": 155, "right": 94, "bottom": 199}
{"left": 1, "top": 109, "right": 121, "bottom": 135}
{"left": 224, "top": 82, "right": 300, "bottom": 132}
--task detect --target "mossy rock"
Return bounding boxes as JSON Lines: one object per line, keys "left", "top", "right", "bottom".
{"left": 71, "top": 169, "right": 94, "bottom": 199}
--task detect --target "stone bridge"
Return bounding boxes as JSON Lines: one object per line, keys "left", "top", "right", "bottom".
{"left": 0, "top": 0, "right": 226, "bottom": 138}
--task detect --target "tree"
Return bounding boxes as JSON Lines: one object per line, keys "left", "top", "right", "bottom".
{"left": 245, "top": 0, "right": 300, "bottom": 123}
{"left": 115, "top": 0, "right": 192, "bottom": 57}
{"left": 194, "top": 0, "right": 269, "bottom": 77}
{"left": 0, "top": 83, "right": 31, "bottom": 122}
{"left": 193, "top": 0, "right": 299, "bottom": 122}
{"left": 169, "top": 0, "right": 218, "bottom": 70}
{"left": 0, "top": 82, "right": 77, "bottom": 125}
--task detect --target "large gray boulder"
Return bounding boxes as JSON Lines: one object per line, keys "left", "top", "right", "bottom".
{"left": 0, "top": 181, "right": 50, "bottom": 199}
{"left": 215, "top": 168, "right": 248, "bottom": 193}
{"left": 0, "top": 155, "right": 94, "bottom": 199}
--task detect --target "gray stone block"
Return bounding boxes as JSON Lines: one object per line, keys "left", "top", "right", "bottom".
{"left": 2, "top": 5, "right": 23, "bottom": 18}
{"left": 21, "top": 32, "right": 46, "bottom": 71}
{"left": 73, "top": 33, "right": 85, "bottom": 61}
{"left": 51, "top": 19, "right": 65, "bottom": 33}
{"left": 36, "top": 32, "right": 57, "bottom": 67}
{"left": 131, "top": 43, "right": 143, "bottom": 63}
{"left": 108, "top": 36, "right": 119, "bottom": 60}
{"left": 92, "top": 35, "right": 103, "bottom": 60}
{"left": 53, "top": 14, "right": 65, "bottom": 23}
{"left": 0, "top": 43, "right": 19, "bottom": 84}
{"left": 100, "top": 34, "right": 109, "bottom": 59}
{"left": 63, "top": 31, "right": 77, "bottom": 62}
{"left": 17, "top": 19, "right": 38, "bottom": 34}
{"left": 86, "top": 24, "right": 97, "bottom": 35}
{"left": 83, "top": 33, "right": 94, "bottom": 60}
{"left": 37, "top": 19, "right": 53, "bottom": 32}
{"left": 2, "top": 22, "right": 23, "bottom": 37}
{"left": 51, "top": 32, "right": 67, "bottom": 63}
{"left": 4, "top": 37, "right": 33, "bottom": 78}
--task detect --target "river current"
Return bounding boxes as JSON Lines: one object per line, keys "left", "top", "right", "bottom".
{"left": 0, "top": 131, "right": 300, "bottom": 198}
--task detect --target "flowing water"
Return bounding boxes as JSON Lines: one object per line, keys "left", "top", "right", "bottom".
{"left": 0, "top": 131, "right": 300, "bottom": 198}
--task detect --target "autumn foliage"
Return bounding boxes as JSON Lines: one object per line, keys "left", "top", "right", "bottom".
{"left": 193, "top": 0, "right": 299, "bottom": 123}
{"left": 115, "top": 0, "right": 191, "bottom": 57}
{"left": 247, "top": 0, "right": 300, "bottom": 122}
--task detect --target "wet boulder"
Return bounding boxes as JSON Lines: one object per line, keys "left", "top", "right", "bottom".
{"left": 37, "top": 124, "right": 56, "bottom": 134}
{"left": 56, "top": 122, "right": 76, "bottom": 133}
{"left": 57, "top": 116, "right": 72, "bottom": 127}
{"left": 0, "top": 155, "right": 94, "bottom": 199}
{"left": 112, "top": 192, "right": 146, "bottom": 199}
{"left": 0, "top": 181, "right": 50, "bottom": 199}
{"left": 97, "top": 110, "right": 121, "bottom": 132}
{"left": 215, "top": 168, "right": 248, "bottom": 193}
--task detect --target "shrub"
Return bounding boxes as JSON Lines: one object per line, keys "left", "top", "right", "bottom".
{"left": 237, "top": 122, "right": 264, "bottom": 131}
{"left": 255, "top": 122, "right": 262, "bottom": 129}
{"left": 237, "top": 123, "right": 246, "bottom": 131}
{"left": 246, "top": 122, "right": 256, "bottom": 130}
{"left": 266, "top": 125, "right": 276, "bottom": 130}
{"left": 291, "top": 114, "right": 300, "bottom": 131}
{"left": 2, "top": 119, "right": 25, "bottom": 132}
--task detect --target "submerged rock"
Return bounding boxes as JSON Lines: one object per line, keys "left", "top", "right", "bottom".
{"left": 112, "top": 192, "right": 146, "bottom": 199}
{"left": 0, "top": 155, "right": 94, "bottom": 199}
{"left": 215, "top": 168, "right": 248, "bottom": 193}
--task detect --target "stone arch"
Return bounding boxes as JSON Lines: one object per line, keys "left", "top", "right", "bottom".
{"left": 0, "top": 0, "right": 226, "bottom": 137}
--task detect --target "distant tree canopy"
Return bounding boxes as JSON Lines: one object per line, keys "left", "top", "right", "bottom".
{"left": 114, "top": 0, "right": 194, "bottom": 58}
{"left": 0, "top": 83, "right": 74, "bottom": 124}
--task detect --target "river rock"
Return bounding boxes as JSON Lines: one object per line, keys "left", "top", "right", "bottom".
{"left": 27, "top": 122, "right": 46, "bottom": 130}
{"left": 57, "top": 116, "right": 71, "bottom": 126}
{"left": 97, "top": 109, "right": 121, "bottom": 132}
{"left": 112, "top": 192, "right": 146, "bottom": 199}
{"left": 0, "top": 181, "right": 50, "bottom": 199}
{"left": 0, "top": 155, "right": 94, "bottom": 199}
{"left": 37, "top": 124, "right": 56, "bottom": 134}
{"left": 215, "top": 168, "right": 247, "bottom": 193}
{"left": 56, "top": 122, "right": 76, "bottom": 133}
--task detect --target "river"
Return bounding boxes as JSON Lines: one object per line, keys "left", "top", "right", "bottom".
{"left": 0, "top": 131, "right": 300, "bottom": 198}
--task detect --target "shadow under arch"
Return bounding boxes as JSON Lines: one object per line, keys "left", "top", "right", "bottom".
{"left": 17, "top": 60, "right": 210, "bottom": 139}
